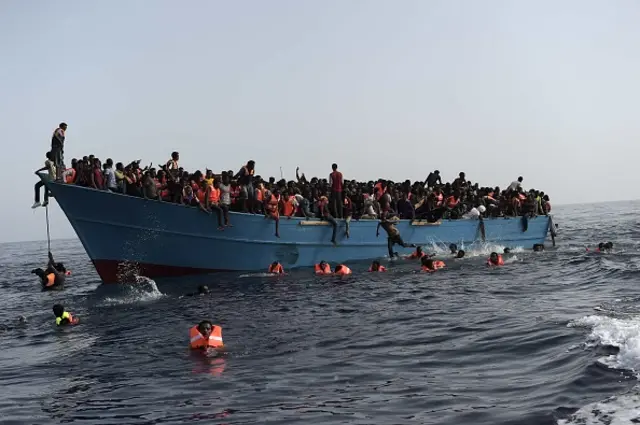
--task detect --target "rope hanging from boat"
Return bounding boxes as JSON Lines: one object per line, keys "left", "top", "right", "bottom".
{"left": 45, "top": 205, "right": 51, "bottom": 253}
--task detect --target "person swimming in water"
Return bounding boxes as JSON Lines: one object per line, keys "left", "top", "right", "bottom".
{"left": 533, "top": 244, "right": 545, "bottom": 252}
{"left": 369, "top": 260, "right": 386, "bottom": 272}
{"left": 377, "top": 218, "right": 416, "bottom": 258}
{"left": 189, "top": 320, "right": 223, "bottom": 351}
{"left": 421, "top": 257, "right": 446, "bottom": 272}
{"left": 184, "top": 285, "right": 210, "bottom": 297}
{"left": 32, "top": 251, "right": 66, "bottom": 290}
{"left": 268, "top": 261, "right": 284, "bottom": 274}
{"left": 53, "top": 304, "right": 79, "bottom": 326}
{"left": 455, "top": 249, "right": 465, "bottom": 259}
{"left": 487, "top": 252, "right": 504, "bottom": 266}
{"left": 449, "top": 243, "right": 458, "bottom": 255}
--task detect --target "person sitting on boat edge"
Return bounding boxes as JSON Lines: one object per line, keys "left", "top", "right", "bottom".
{"left": 317, "top": 195, "right": 338, "bottom": 245}
{"left": 421, "top": 257, "right": 445, "bottom": 272}
{"left": 265, "top": 188, "right": 281, "bottom": 238}
{"left": 53, "top": 304, "right": 79, "bottom": 326}
{"left": 268, "top": 262, "right": 284, "bottom": 274}
{"left": 487, "top": 252, "right": 504, "bottom": 266}
{"left": 314, "top": 261, "right": 332, "bottom": 275}
{"left": 334, "top": 264, "right": 352, "bottom": 276}
{"left": 189, "top": 320, "right": 223, "bottom": 350}
{"left": 369, "top": 261, "right": 386, "bottom": 272}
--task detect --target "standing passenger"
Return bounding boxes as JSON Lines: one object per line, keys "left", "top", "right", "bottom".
{"left": 329, "top": 163, "right": 343, "bottom": 219}
{"left": 51, "top": 122, "right": 67, "bottom": 180}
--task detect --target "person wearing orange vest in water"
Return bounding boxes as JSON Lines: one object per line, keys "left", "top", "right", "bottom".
{"left": 334, "top": 264, "right": 352, "bottom": 276}
{"left": 487, "top": 252, "right": 505, "bottom": 266}
{"left": 32, "top": 251, "right": 68, "bottom": 290}
{"left": 421, "top": 257, "right": 446, "bottom": 272}
{"left": 409, "top": 246, "right": 426, "bottom": 259}
{"left": 53, "top": 304, "right": 79, "bottom": 326}
{"left": 268, "top": 261, "right": 284, "bottom": 274}
{"left": 314, "top": 261, "right": 332, "bottom": 275}
{"left": 189, "top": 320, "right": 223, "bottom": 350}
{"left": 369, "top": 260, "right": 386, "bottom": 272}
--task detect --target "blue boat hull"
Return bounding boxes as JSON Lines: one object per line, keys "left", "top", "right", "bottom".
{"left": 43, "top": 180, "right": 552, "bottom": 283}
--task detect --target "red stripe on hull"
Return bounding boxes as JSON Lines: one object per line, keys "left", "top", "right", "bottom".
{"left": 92, "top": 259, "right": 229, "bottom": 284}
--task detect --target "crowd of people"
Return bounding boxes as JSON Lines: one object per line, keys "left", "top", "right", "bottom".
{"left": 34, "top": 123, "right": 552, "bottom": 235}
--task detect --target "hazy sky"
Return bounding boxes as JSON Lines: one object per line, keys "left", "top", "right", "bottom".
{"left": 1, "top": 0, "right": 639, "bottom": 243}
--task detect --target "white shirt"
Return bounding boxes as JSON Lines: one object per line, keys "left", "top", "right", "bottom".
{"left": 507, "top": 180, "right": 521, "bottom": 192}
{"left": 463, "top": 207, "right": 481, "bottom": 219}
{"left": 104, "top": 167, "right": 117, "bottom": 189}
{"left": 45, "top": 159, "right": 56, "bottom": 181}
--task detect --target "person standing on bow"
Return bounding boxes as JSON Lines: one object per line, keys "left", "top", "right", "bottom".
{"left": 51, "top": 122, "right": 67, "bottom": 180}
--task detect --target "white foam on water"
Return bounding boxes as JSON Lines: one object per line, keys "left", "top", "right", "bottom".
{"left": 562, "top": 315, "right": 640, "bottom": 423}
{"left": 239, "top": 272, "right": 278, "bottom": 278}
{"left": 557, "top": 389, "right": 640, "bottom": 424}
{"left": 568, "top": 315, "right": 640, "bottom": 375}
{"left": 101, "top": 276, "right": 165, "bottom": 306}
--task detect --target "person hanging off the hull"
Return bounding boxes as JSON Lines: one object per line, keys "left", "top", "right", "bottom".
{"left": 376, "top": 217, "right": 417, "bottom": 259}
{"left": 31, "top": 251, "right": 69, "bottom": 291}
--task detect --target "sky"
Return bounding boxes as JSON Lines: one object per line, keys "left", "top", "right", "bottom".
{"left": 1, "top": 0, "right": 639, "bottom": 243}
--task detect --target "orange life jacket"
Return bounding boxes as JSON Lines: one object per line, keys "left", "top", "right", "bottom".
{"left": 196, "top": 188, "right": 207, "bottom": 203}
{"left": 368, "top": 265, "right": 387, "bottom": 272}
{"left": 209, "top": 187, "right": 221, "bottom": 204}
{"left": 334, "top": 265, "right": 352, "bottom": 275}
{"left": 283, "top": 198, "right": 295, "bottom": 216}
{"left": 189, "top": 325, "right": 223, "bottom": 349}
{"left": 268, "top": 263, "right": 284, "bottom": 274}
{"left": 487, "top": 255, "right": 505, "bottom": 266}
{"left": 45, "top": 273, "right": 56, "bottom": 287}
{"left": 256, "top": 188, "right": 265, "bottom": 202}
{"left": 446, "top": 196, "right": 459, "bottom": 208}
{"left": 422, "top": 260, "right": 446, "bottom": 272}
{"left": 314, "top": 263, "right": 332, "bottom": 274}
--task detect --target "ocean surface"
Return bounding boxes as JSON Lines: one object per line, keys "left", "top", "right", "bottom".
{"left": 1, "top": 202, "right": 640, "bottom": 425}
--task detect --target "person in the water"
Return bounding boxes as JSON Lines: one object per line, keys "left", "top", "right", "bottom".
{"left": 377, "top": 218, "right": 416, "bottom": 258}
{"left": 421, "top": 257, "right": 445, "bottom": 272}
{"left": 487, "top": 252, "right": 504, "bottom": 266}
{"left": 314, "top": 261, "right": 332, "bottom": 274}
{"left": 455, "top": 249, "right": 465, "bottom": 259}
{"left": 53, "top": 304, "right": 79, "bottom": 326}
{"left": 449, "top": 243, "right": 458, "bottom": 255}
{"left": 268, "top": 261, "right": 284, "bottom": 274}
{"left": 334, "top": 264, "right": 352, "bottom": 275}
{"left": 32, "top": 251, "right": 67, "bottom": 290}
{"left": 189, "top": 320, "right": 223, "bottom": 350}
{"left": 369, "top": 260, "right": 386, "bottom": 272}
{"left": 533, "top": 244, "right": 545, "bottom": 252}
{"left": 503, "top": 248, "right": 511, "bottom": 254}
{"left": 185, "top": 285, "right": 209, "bottom": 297}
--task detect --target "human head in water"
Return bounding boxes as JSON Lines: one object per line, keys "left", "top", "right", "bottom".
{"left": 421, "top": 256, "right": 434, "bottom": 269}
{"left": 598, "top": 242, "right": 605, "bottom": 250}
{"left": 503, "top": 248, "right": 511, "bottom": 254}
{"left": 456, "top": 249, "right": 465, "bottom": 259}
{"left": 52, "top": 304, "right": 65, "bottom": 318}
{"left": 533, "top": 244, "right": 545, "bottom": 252}
{"left": 449, "top": 243, "right": 457, "bottom": 254}
{"left": 198, "top": 285, "right": 209, "bottom": 295}
{"left": 605, "top": 242, "right": 613, "bottom": 250}
{"left": 334, "top": 265, "right": 344, "bottom": 273}
{"left": 415, "top": 246, "right": 423, "bottom": 256}
{"left": 489, "top": 252, "right": 499, "bottom": 263}
{"left": 197, "top": 320, "right": 213, "bottom": 338}
{"left": 371, "top": 260, "right": 382, "bottom": 271}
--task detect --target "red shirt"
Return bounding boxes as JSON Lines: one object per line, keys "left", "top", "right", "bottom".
{"left": 93, "top": 168, "right": 104, "bottom": 189}
{"left": 330, "top": 171, "right": 343, "bottom": 192}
